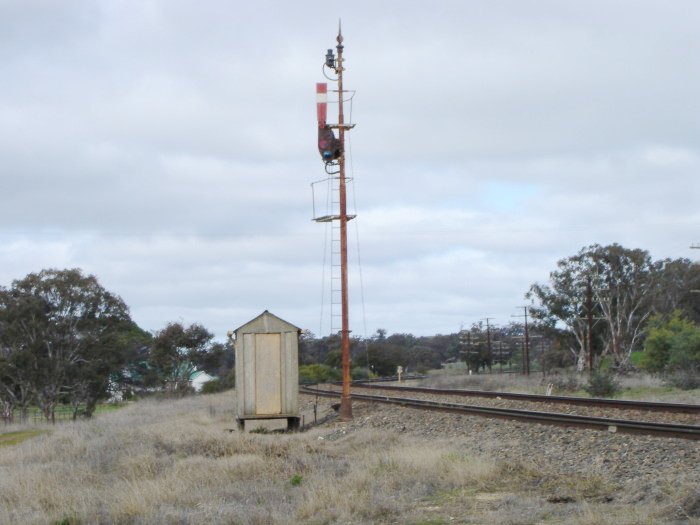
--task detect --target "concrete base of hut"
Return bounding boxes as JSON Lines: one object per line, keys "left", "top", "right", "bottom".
{"left": 237, "top": 416, "right": 301, "bottom": 432}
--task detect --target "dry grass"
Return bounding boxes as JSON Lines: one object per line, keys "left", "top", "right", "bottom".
{"left": 421, "top": 369, "right": 700, "bottom": 404}
{"left": 0, "top": 391, "right": 697, "bottom": 524}
{"left": 421, "top": 370, "right": 556, "bottom": 394}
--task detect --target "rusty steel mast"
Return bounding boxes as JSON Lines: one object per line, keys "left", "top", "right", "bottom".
{"left": 315, "top": 23, "right": 354, "bottom": 420}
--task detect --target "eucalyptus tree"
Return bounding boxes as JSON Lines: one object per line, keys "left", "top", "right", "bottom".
{"left": 528, "top": 244, "right": 659, "bottom": 370}
{"left": 0, "top": 269, "right": 133, "bottom": 421}
{"left": 67, "top": 321, "right": 151, "bottom": 417}
{"left": 149, "top": 322, "right": 224, "bottom": 394}
{"left": 0, "top": 287, "right": 42, "bottom": 421}
{"left": 0, "top": 345, "right": 35, "bottom": 423}
{"left": 588, "top": 244, "right": 659, "bottom": 367}
{"left": 527, "top": 252, "right": 593, "bottom": 370}
{"left": 653, "top": 258, "right": 700, "bottom": 323}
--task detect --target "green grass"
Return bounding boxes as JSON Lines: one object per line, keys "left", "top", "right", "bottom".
{"left": 9, "top": 402, "right": 128, "bottom": 421}
{"left": 620, "top": 385, "right": 674, "bottom": 398}
{"left": 93, "top": 402, "right": 128, "bottom": 415}
{"left": 0, "top": 430, "right": 46, "bottom": 447}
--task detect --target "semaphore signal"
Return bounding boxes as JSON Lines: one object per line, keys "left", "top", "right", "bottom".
{"left": 312, "top": 22, "right": 355, "bottom": 421}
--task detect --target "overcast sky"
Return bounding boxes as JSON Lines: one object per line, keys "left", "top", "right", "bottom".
{"left": 1, "top": 1, "right": 698, "bottom": 340}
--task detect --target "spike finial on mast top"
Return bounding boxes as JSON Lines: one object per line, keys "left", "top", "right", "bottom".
{"left": 337, "top": 19, "right": 343, "bottom": 45}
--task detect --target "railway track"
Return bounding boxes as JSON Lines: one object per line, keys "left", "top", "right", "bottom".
{"left": 349, "top": 382, "right": 700, "bottom": 414}
{"left": 300, "top": 386, "right": 700, "bottom": 441}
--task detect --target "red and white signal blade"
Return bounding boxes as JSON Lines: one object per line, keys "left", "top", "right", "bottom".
{"left": 316, "top": 83, "right": 327, "bottom": 127}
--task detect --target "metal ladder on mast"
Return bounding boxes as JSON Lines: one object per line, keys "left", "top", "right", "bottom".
{"left": 312, "top": 166, "right": 355, "bottom": 336}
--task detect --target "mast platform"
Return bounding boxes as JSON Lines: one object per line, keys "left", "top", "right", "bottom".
{"left": 312, "top": 214, "right": 356, "bottom": 223}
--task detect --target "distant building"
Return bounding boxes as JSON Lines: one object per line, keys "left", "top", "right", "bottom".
{"left": 190, "top": 370, "right": 216, "bottom": 392}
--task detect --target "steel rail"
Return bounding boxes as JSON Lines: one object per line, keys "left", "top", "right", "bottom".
{"left": 349, "top": 383, "right": 700, "bottom": 415}
{"left": 300, "top": 386, "right": 700, "bottom": 441}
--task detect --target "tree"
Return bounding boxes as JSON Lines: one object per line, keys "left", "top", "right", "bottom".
{"left": 298, "top": 331, "right": 340, "bottom": 367}
{"left": 149, "top": 322, "right": 224, "bottom": 395}
{"left": 0, "top": 351, "right": 34, "bottom": 423}
{"left": 528, "top": 244, "right": 658, "bottom": 370}
{"left": 527, "top": 254, "right": 592, "bottom": 370}
{"left": 107, "top": 323, "right": 153, "bottom": 399}
{"left": 640, "top": 312, "right": 700, "bottom": 373}
{"left": 459, "top": 323, "right": 492, "bottom": 373}
{"left": 588, "top": 244, "right": 658, "bottom": 367}
{"left": 324, "top": 349, "right": 342, "bottom": 369}
{"left": 374, "top": 328, "right": 387, "bottom": 342}
{"left": 365, "top": 341, "right": 404, "bottom": 376}
{"left": 67, "top": 321, "right": 151, "bottom": 417}
{"left": 0, "top": 269, "right": 133, "bottom": 421}
{"left": 654, "top": 258, "right": 700, "bottom": 323}
{"left": 0, "top": 290, "right": 39, "bottom": 422}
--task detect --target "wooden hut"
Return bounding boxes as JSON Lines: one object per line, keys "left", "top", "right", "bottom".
{"left": 233, "top": 311, "right": 300, "bottom": 431}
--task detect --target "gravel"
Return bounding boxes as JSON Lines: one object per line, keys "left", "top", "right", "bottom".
{"left": 299, "top": 392, "right": 700, "bottom": 507}
{"left": 342, "top": 385, "right": 700, "bottom": 426}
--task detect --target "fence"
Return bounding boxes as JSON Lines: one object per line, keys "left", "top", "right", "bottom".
{"left": 3, "top": 406, "right": 82, "bottom": 425}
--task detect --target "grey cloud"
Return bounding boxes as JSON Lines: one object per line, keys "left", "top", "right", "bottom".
{"left": 1, "top": 0, "right": 697, "bottom": 339}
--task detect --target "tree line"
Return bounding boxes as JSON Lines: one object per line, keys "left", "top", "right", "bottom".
{"left": 299, "top": 329, "right": 463, "bottom": 381}
{"left": 3, "top": 243, "right": 697, "bottom": 422}
{"left": 527, "top": 243, "right": 699, "bottom": 373}
{"left": 300, "top": 243, "right": 699, "bottom": 382}
{"left": 299, "top": 321, "right": 564, "bottom": 381}
{"left": 0, "top": 269, "right": 228, "bottom": 423}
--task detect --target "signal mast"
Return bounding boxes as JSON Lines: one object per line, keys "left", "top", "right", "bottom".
{"left": 315, "top": 24, "right": 354, "bottom": 420}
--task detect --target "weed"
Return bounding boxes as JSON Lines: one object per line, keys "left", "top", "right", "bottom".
{"left": 290, "top": 474, "right": 303, "bottom": 486}
{"left": 583, "top": 372, "right": 621, "bottom": 397}
{"left": 549, "top": 373, "right": 582, "bottom": 393}
{"left": 665, "top": 370, "right": 700, "bottom": 390}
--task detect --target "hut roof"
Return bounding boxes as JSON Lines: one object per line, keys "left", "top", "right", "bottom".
{"left": 234, "top": 310, "right": 300, "bottom": 335}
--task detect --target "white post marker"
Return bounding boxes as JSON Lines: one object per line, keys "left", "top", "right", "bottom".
{"left": 397, "top": 365, "right": 403, "bottom": 382}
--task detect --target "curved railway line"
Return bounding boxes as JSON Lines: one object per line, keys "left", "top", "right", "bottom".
{"left": 300, "top": 385, "right": 700, "bottom": 441}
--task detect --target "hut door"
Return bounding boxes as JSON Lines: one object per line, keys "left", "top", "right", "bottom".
{"left": 255, "top": 333, "right": 282, "bottom": 414}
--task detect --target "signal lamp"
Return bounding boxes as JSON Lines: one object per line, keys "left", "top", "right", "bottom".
{"left": 325, "top": 49, "right": 335, "bottom": 69}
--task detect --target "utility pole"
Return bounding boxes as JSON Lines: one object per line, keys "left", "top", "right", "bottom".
{"left": 484, "top": 318, "right": 495, "bottom": 373}
{"left": 497, "top": 341, "right": 503, "bottom": 373}
{"left": 315, "top": 23, "right": 354, "bottom": 420}
{"left": 586, "top": 276, "right": 594, "bottom": 375}
{"left": 512, "top": 307, "right": 531, "bottom": 375}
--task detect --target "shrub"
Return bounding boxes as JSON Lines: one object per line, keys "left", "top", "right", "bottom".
{"left": 351, "top": 366, "right": 373, "bottom": 380}
{"left": 290, "top": 474, "right": 303, "bottom": 487}
{"left": 583, "top": 372, "right": 620, "bottom": 398}
{"left": 640, "top": 312, "right": 700, "bottom": 373}
{"left": 299, "top": 364, "right": 341, "bottom": 384}
{"left": 200, "top": 379, "right": 227, "bottom": 394}
{"left": 629, "top": 351, "right": 644, "bottom": 368}
{"left": 549, "top": 373, "right": 581, "bottom": 393}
